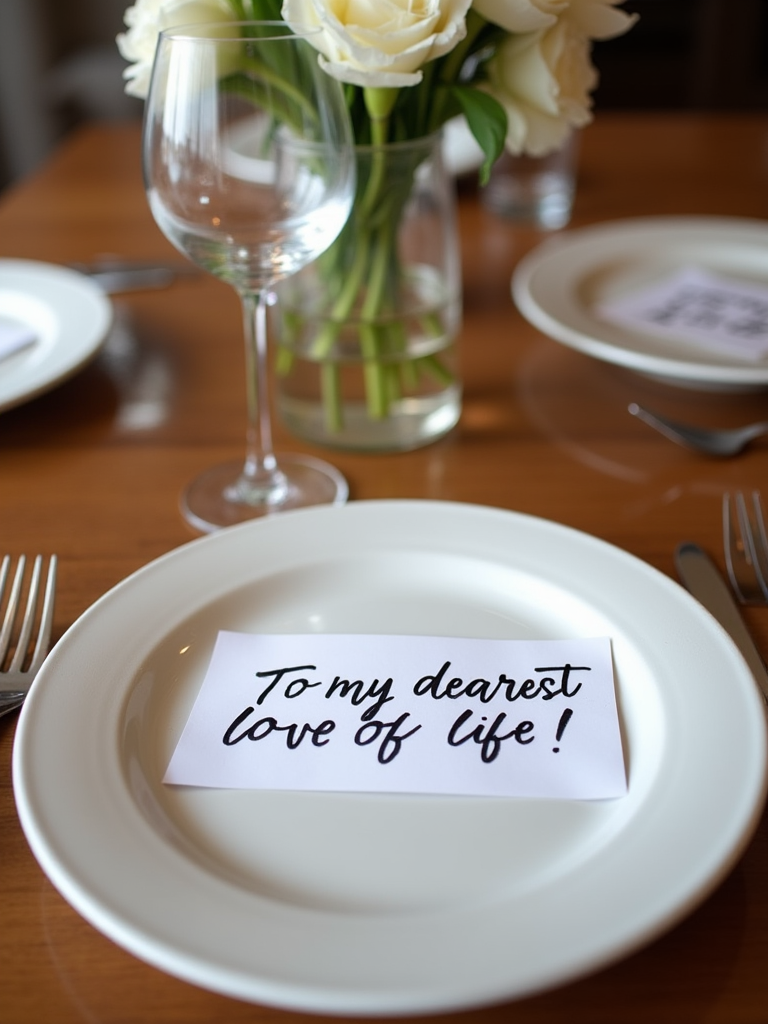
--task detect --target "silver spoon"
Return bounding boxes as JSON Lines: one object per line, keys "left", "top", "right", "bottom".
{"left": 628, "top": 403, "right": 768, "bottom": 457}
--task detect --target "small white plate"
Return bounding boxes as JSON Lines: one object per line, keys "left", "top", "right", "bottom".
{"left": 512, "top": 217, "right": 768, "bottom": 390}
{"left": 13, "top": 501, "right": 767, "bottom": 1015}
{"left": 0, "top": 259, "right": 112, "bottom": 412}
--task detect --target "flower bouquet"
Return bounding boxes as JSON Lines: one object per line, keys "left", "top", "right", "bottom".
{"left": 119, "top": 0, "right": 637, "bottom": 450}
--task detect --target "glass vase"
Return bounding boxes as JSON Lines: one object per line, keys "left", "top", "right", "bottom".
{"left": 273, "top": 132, "right": 462, "bottom": 452}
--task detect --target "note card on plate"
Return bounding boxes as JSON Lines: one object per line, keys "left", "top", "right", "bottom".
{"left": 164, "top": 632, "right": 626, "bottom": 800}
{"left": 0, "top": 318, "right": 36, "bottom": 362}
{"left": 599, "top": 266, "right": 768, "bottom": 361}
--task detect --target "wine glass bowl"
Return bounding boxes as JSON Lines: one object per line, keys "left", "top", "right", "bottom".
{"left": 147, "top": 125, "right": 352, "bottom": 292}
{"left": 143, "top": 22, "right": 355, "bottom": 531}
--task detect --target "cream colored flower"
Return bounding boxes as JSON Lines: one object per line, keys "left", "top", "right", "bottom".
{"left": 485, "top": 0, "right": 637, "bottom": 156}
{"left": 475, "top": 0, "right": 634, "bottom": 35}
{"left": 281, "top": 0, "right": 472, "bottom": 88}
{"left": 563, "top": 0, "right": 638, "bottom": 39}
{"left": 473, "top": 0, "right": 566, "bottom": 33}
{"left": 117, "top": 0, "right": 236, "bottom": 97}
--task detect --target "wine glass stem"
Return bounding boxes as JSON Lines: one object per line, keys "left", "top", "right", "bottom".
{"left": 237, "top": 289, "right": 288, "bottom": 504}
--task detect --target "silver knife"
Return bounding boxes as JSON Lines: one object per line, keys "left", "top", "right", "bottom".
{"left": 675, "top": 542, "right": 768, "bottom": 703}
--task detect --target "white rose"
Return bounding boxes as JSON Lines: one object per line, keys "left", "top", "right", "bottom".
{"left": 117, "top": 0, "right": 236, "bottom": 98}
{"left": 472, "top": 0, "right": 566, "bottom": 33}
{"left": 475, "top": 0, "right": 635, "bottom": 35}
{"left": 562, "top": 0, "right": 638, "bottom": 39}
{"left": 281, "top": 0, "right": 472, "bottom": 88}
{"left": 485, "top": 0, "right": 636, "bottom": 156}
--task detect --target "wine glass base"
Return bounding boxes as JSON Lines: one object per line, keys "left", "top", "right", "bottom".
{"left": 180, "top": 455, "right": 349, "bottom": 533}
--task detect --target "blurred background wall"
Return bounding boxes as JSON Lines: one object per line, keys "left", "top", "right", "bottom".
{"left": 0, "top": 0, "right": 141, "bottom": 190}
{"left": 0, "top": 0, "right": 767, "bottom": 193}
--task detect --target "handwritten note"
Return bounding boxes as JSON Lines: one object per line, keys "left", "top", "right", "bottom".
{"left": 164, "top": 633, "right": 626, "bottom": 800}
{"left": 599, "top": 267, "right": 768, "bottom": 361}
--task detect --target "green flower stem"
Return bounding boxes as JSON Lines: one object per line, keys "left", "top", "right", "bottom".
{"left": 414, "top": 60, "right": 436, "bottom": 135}
{"left": 359, "top": 223, "right": 396, "bottom": 418}
{"left": 274, "top": 345, "right": 293, "bottom": 376}
{"left": 361, "top": 225, "right": 392, "bottom": 320}
{"left": 400, "top": 356, "right": 419, "bottom": 392}
{"left": 364, "top": 87, "right": 398, "bottom": 125}
{"left": 418, "top": 353, "right": 455, "bottom": 385}
{"left": 358, "top": 132, "right": 387, "bottom": 219}
{"left": 320, "top": 361, "right": 343, "bottom": 432}
{"left": 359, "top": 89, "right": 397, "bottom": 218}
{"left": 274, "top": 310, "right": 298, "bottom": 376}
{"left": 422, "top": 310, "right": 444, "bottom": 338}
{"left": 360, "top": 324, "right": 387, "bottom": 419}
{"left": 309, "top": 227, "right": 372, "bottom": 360}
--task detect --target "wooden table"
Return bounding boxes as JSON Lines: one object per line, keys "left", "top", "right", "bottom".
{"left": 1, "top": 113, "right": 767, "bottom": 1023}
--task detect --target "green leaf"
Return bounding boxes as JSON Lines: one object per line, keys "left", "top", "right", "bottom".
{"left": 451, "top": 86, "right": 507, "bottom": 186}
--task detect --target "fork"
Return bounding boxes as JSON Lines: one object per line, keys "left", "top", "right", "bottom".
{"left": 0, "top": 555, "right": 57, "bottom": 719}
{"left": 723, "top": 492, "right": 768, "bottom": 604}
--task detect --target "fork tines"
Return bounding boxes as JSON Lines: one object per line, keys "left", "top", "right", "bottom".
{"left": 723, "top": 492, "right": 768, "bottom": 605}
{"left": 0, "top": 555, "right": 57, "bottom": 677}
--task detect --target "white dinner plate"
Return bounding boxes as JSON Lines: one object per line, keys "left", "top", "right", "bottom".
{"left": 512, "top": 216, "right": 768, "bottom": 390}
{"left": 13, "top": 501, "right": 767, "bottom": 1015}
{"left": 0, "top": 259, "right": 112, "bottom": 412}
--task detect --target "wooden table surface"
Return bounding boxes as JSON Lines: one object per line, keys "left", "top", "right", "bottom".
{"left": 1, "top": 113, "right": 767, "bottom": 1023}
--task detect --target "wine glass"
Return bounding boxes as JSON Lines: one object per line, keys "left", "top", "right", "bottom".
{"left": 142, "top": 22, "right": 355, "bottom": 532}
